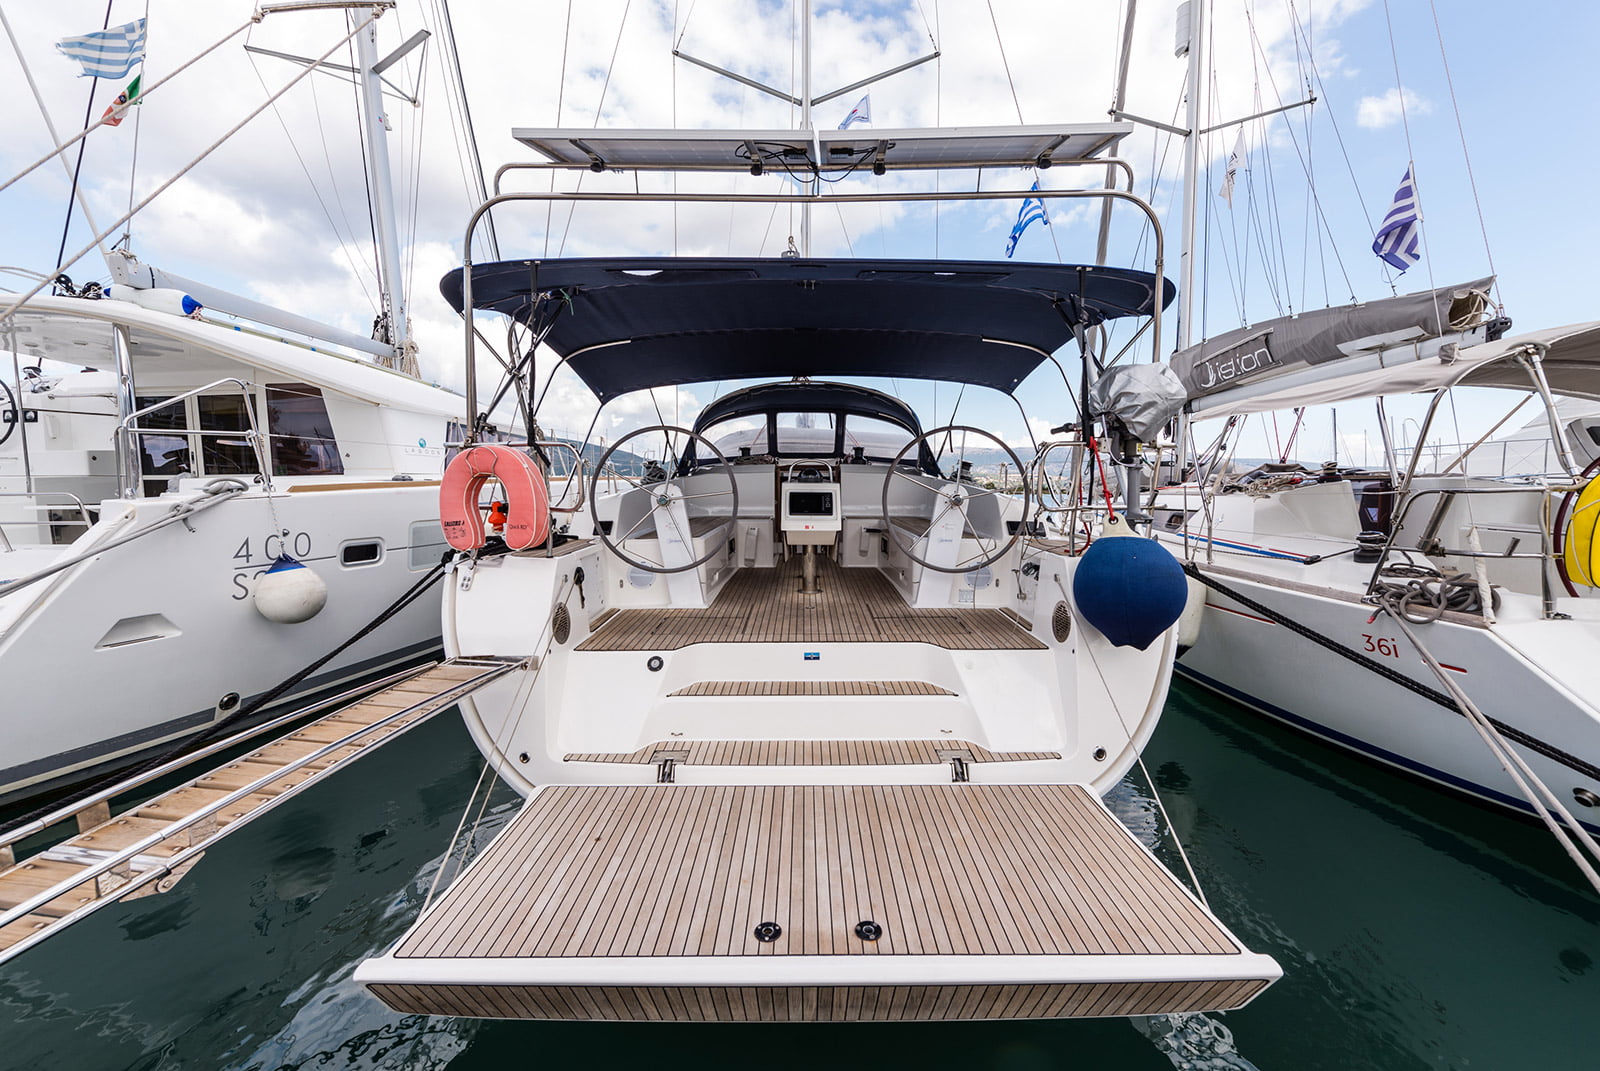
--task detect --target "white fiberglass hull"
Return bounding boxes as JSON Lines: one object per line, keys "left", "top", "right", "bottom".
{"left": 0, "top": 483, "right": 446, "bottom": 802}
{"left": 1177, "top": 568, "right": 1600, "bottom": 833}
{"left": 357, "top": 546, "right": 1283, "bottom": 1021}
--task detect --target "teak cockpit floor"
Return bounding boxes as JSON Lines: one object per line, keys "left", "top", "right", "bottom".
{"left": 576, "top": 557, "right": 1046, "bottom": 652}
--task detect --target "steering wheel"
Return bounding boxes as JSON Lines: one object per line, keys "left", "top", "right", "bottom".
{"left": 0, "top": 379, "right": 16, "bottom": 447}
{"left": 881, "top": 425, "right": 1031, "bottom": 573}
{"left": 589, "top": 424, "right": 739, "bottom": 574}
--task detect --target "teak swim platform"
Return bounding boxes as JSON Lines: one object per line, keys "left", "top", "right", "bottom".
{"left": 361, "top": 783, "right": 1277, "bottom": 1021}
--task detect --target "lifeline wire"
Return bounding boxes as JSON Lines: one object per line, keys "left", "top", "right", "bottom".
{"left": 1, "top": 13, "right": 382, "bottom": 327}
{"left": 0, "top": 13, "right": 263, "bottom": 200}
{"left": 1387, "top": 609, "right": 1600, "bottom": 897}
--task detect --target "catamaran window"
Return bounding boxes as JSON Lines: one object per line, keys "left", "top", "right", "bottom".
{"left": 198, "top": 394, "right": 259, "bottom": 477}
{"left": 775, "top": 412, "right": 837, "bottom": 455}
{"left": 408, "top": 519, "right": 447, "bottom": 570}
{"left": 443, "top": 420, "right": 516, "bottom": 464}
{"left": 134, "top": 395, "right": 189, "bottom": 496}
{"left": 841, "top": 415, "right": 913, "bottom": 462}
{"left": 709, "top": 419, "right": 767, "bottom": 458}
{"left": 339, "top": 539, "right": 384, "bottom": 567}
{"left": 266, "top": 383, "right": 343, "bottom": 476}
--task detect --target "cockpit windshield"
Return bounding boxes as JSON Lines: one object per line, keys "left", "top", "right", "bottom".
{"left": 708, "top": 411, "right": 913, "bottom": 462}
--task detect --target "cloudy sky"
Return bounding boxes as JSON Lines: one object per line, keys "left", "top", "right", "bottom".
{"left": 2, "top": 0, "right": 1594, "bottom": 460}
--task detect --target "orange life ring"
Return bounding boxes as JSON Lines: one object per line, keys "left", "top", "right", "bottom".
{"left": 439, "top": 444, "right": 550, "bottom": 551}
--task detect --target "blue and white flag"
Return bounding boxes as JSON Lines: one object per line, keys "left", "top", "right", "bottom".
{"left": 1005, "top": 180, "right": 1049, "bottom": 258}
{"left": 1219, "top": 129, "right": 1246, "bottom": 207}
{"left": 1372, "top": 164, "right": 1422, "bottom": 272}
{"left": 838, "top": 93, "right": 871, "bottom": 129}
{"left": 56, "top": 18, "right": 147, "bottom": 79}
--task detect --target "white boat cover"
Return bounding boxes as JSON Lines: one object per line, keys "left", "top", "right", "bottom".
{"left": 1089, "top": 363, "right": 1188, "bottom": 441}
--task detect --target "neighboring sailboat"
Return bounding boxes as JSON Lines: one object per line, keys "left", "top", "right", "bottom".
{"left": 1138, "top": 1, "right": 1600, "bottom": 875}
{"left": 1159, "top": 302, "right": 1600, "bottom": 846}
{"left": 0, "top": 281, "right": 461, "bottom": 802}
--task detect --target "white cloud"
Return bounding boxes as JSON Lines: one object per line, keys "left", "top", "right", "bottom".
{"left": 1356, "top": 86, "right": 1432, "bottom": 129}
{"left": 0, "top": 0, "right": 1383, "bottom": 448}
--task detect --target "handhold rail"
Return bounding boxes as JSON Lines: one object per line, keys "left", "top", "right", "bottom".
{"left": 117, "top": 376, "right": 272, "bottom": 490}
{"left": 0, "top": 663, "right": 426, "bottom": 856}
{"left": 0, "top": 657, "right": 524, "bottom": 947}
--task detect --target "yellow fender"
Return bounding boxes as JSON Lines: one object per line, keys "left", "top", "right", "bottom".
{"left": 1563, "top": 476, "right": 1600, "bottom": 587}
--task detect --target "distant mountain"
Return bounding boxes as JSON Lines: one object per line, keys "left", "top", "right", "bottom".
{"left": 543, "top": 439, "right": 1035, "bottom": 480}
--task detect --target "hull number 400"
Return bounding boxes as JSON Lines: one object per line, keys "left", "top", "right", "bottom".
{"left": 234, "top": 532, "right": 313, "bottom": 564}
{"left": 231, "top": 531, "right": 314, "bottom": 600}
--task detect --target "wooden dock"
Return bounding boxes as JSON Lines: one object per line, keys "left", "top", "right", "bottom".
{"left": 577, "top": 558, "right": 1046, "bottom": 652}
{"left": 0, "top": 657, "right": 521, "bottom": 965}
{"left": 360, "top": 783, "right": 1278, "bottom": 1021}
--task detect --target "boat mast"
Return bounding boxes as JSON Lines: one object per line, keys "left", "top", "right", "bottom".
{"left": 672, "top": 0, "right": 937, "bottom": 259}
{"left": 353, "top": 8, "right": 409, "bottom": 360}
{"left": 1176, "top": 0, "right": 1206, "bottom": 351}
{"left": 1095, "top": 0, "right": 1138, "bottom": 267}
{"left": 800, "top": 0, "right": 812, "bottom": 255}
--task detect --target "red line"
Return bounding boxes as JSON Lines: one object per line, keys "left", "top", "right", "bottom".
{"left": 1439, "top": 663, "right": 1469, "bottom": 674}
{"left": 1205, "top": 602, "right": 1276, "bottom": 625}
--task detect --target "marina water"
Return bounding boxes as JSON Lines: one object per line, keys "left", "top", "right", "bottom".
{"left": 2, "top": 684, "right": 1595, "bottom": 1070}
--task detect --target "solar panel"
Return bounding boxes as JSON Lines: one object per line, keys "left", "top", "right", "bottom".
{"left": 509, "top": 123, "right": 1132, "bottom": 174}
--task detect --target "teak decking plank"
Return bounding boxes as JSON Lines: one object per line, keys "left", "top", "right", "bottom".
{"left": 393, "top": 785, "right": 1242, "bottom": 961}
{"left": 1040, "top": 786, "right": 1231, "bottom": 955}
{"left": 577, "top": 558, "right": 1044, "bottom": 652}
{"left": 534, "top": 786, "right": 650, "bottom": 959}
{"left": 563, "top": 738, "right": 1059, "bottom": 766}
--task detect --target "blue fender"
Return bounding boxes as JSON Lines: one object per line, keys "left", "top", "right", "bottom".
{"left": 1072, "top": 534, "right": 1188, "bottom": 650}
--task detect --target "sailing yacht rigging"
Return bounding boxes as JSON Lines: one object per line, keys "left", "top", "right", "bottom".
{"left": 356, "top": 2, "right": 1281, "bottom": 1021}
{"left": 1144, "top": 1, "right": 1600, "bottom": 882}
{"left": 0, "top": 4, "right": 479, "bottom": 803}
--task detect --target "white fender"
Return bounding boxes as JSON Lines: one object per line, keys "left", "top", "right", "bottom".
{"left": 108, "top": 284, "right": 203, "bottom": 318}
{"left": 253, "top": 556, "right": 329, "bottom": 624}
{"left": 1178, "top": 576, "right": 1207, "bottom": 649}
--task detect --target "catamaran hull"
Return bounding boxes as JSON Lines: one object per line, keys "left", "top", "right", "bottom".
{"left": 0, "top": 485, "right": 447, "bottom": 803}
{"left": 1177, "top": 573, "right": 1600, "bottom": 834}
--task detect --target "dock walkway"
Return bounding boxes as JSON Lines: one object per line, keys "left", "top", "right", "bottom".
{"left": 0, "top": 657, "right": 519, "bottom": 965}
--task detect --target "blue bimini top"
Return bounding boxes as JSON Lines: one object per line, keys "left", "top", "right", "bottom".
{"left": 441, "top": 257, "right": 1174, "bottom": 402}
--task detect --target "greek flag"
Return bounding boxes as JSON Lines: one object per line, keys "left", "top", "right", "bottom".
{"left": 56, "top": 19, "right": 147, "bottom": 79}
{"left": 838, "top": 93, "right": 871, "bottom": 130}
{"left": 1005, "top": 180, "right": 1049, "bottom": 258}
{"left": 1372, "top": 165, "right": 1422, "bottom": 272}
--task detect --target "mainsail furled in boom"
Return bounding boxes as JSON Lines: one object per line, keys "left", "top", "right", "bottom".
{"left": 1171, "top": 277, "right": 1496, "bottom": 402}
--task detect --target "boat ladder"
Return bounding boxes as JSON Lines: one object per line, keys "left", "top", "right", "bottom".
{"left": 0, "top": 655, "right": 524, "bottom": 966}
